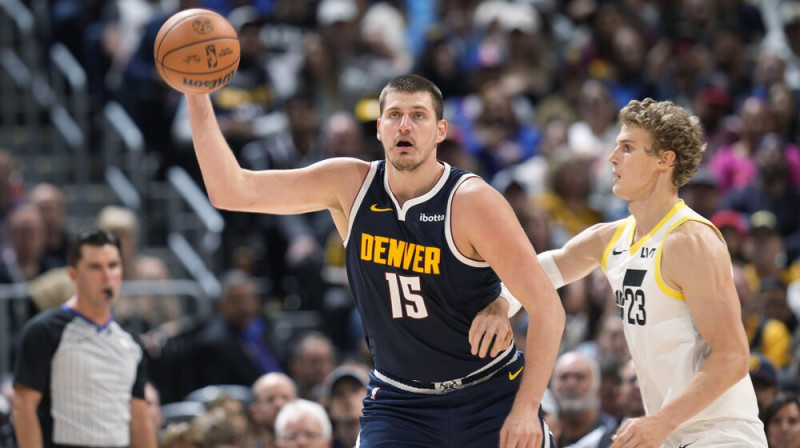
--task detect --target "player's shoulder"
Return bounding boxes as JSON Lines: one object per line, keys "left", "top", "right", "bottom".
{"left": 664, "top": 219, "right": 727, "bottom": 259}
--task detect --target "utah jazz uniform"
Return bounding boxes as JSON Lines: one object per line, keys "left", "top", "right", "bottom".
{"left": 345, "top": 161, "right": 552, "bottom": 448}
{"left": 602, "top": 201, "right": 766, "bottom": 447}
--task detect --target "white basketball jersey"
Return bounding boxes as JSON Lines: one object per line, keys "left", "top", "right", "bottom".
{"left": 601, "top": 201, "right": 761, "bottom": 428}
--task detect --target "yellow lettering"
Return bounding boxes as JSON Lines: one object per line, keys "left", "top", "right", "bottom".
{"left": 361, "top": 233, "right": 374, "bottom": 261}
{"left": 424, "top": 247, "right": 440, "bottom": 274}
{"left": 387, "top": 239, "right": 406, "bottom": 268}
{"left": 412, "top": 245, "right": 425, "bottom": 273}
{"left": 374, "top": 236, "right": 388, "bottom": 264}
{"left": 402, "top": 243, "right": 416, "bottom": 270}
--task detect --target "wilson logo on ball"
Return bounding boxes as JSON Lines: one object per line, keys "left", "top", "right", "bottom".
{"left": 182, "top": 69, "right": 236, "bottom": 90}
{"left": 192, "top": 18, "right": 214, "bottom": 34}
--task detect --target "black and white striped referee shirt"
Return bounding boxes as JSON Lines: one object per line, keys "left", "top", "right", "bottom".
{"left": 14, "top": 304, "right": 146, "bottom": 448}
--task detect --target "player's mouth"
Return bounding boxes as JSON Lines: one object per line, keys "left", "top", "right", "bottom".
{"left": 102, "top": 287, "right": 114, "bottom": 300}
{"left": 396, "top": 139, "right": 414, "bottom": 148}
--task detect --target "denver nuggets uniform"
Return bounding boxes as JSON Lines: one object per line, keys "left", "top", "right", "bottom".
{"left": 345, "top": 161, "right": 552, "bottom": 448}
{"left": 602, "top": 201, "right": 766, "bottom": 447}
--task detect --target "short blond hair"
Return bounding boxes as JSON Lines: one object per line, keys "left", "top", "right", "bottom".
{"left": 618, "top": 98, "right": 706, "bottom": 188}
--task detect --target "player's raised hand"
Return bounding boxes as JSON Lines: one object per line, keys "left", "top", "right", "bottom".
{"left": 469, "top": 298, "right": 513, "bottom": 358}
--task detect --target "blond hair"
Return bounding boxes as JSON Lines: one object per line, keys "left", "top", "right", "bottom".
{"left": 618, "top": 98, "right": 706, "bottom": 188}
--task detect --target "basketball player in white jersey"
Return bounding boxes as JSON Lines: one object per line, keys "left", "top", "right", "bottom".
{"left": 533, "top": 99, "right": 766, "bottom": 447}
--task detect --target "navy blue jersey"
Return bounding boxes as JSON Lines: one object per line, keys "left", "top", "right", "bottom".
{"left": 345, "top": 161, "right": 503, "bottom": 382}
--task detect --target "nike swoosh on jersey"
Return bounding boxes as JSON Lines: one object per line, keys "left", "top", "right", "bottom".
{"left": 370, "top": 204, "right": 393, "bottom": 212}
{"left": 678, "top": 440, "right": 698, "bottom": 448}
{"left": 612, "top": 248, "right": 625, "bottom": 255}
{"left": 508, "top": 366, "right": 524, "bottom": 380}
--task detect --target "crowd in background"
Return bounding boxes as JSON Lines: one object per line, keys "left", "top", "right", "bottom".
{"left": 3, "top": 0, "right": 800, "bottom": 446}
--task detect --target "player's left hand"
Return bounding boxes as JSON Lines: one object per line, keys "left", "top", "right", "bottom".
{"left": 609, "top": 416, "right": 670, "bottom": 448}
{"left": 469, "top": 298, "right": 513, "bottom": 358}
{"left": 500, "top": 407, "right": 542, "bottom": 448}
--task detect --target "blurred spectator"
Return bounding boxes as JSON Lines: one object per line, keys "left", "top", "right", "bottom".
{"left": 287, "top": 332, "right": 336, "bottom": 400}
{"left": 274, "top": 399, "right": 333, "bottom": 448}
{"left": 250, "top": 372, "right": 298, "bottom": 448}
{"left": 710, "top": 209, "right": 749, "bottom": 264}
{"left": 712, "top": 101, "right": 800, "bottom": 194}
{"left": 97, "top": 205, "right": 177, "bottom": 330}
{"left": 320, "top": 365, "right": 368, "bottom": 448}
{"left": 741, "top": 211, "right": 799, "bottom": 290}
{"left": 692, "top": 85, "right": 735, "bottom": 155}
{"left": 762, "top": 1, "right": 800, "bottom": 90}
{"left": 597, "top": 358, "right": 645, "bottom": 448}
{"left": 28, "top": 184, "right": 69, "bottom": 267}
{"left": 121, "top": 0, "right": 200, "bottom": 175}
{"left": 413, "top": 27, "right": 470, "bottom": 99}
{"left": 722, "top": 133, "right": 800, "bottom": 262}
{"left": 750, "top": 353, "right": 780, "bottom": 424}
{"left": 493, "top": 118, "right": 569, "bottom": 203}
{"left": 768, "top": 82, "right": 799, "bottom": 144}
{"left": 192, "top": 407, "right": 248, "bottom": 448}
{"left": 0, "top": 204, "right": 56, "bottom": 284}
{"left": 0, "top": 150, "right": 24, "bottom": 226}
{"left": 496, "top": 3, "right": 555, "bottom": 102}
{"left": 576, "top": 312, "right": 629, "bottom": 368}
{"left": 760, "top": 276, "right": 798, "bottom": 335}
{"left": 159, "top": 422, "right": 205, "bottom": 448}
{"left": 535, "top": 153, "right": 602, "bottom": 238}
{"left": 194, "top": 269, "right": 282, "bottom": 389}
{"left": 735, "top": 264, "right": 792, "bottom": 369}
{"left": 765, "top": 392, "right": 800, "bottom": 448}
{"left": 606, "top": 25, "right": 653, "bottom": 109}
{"left": 679, "top": 166, "right": 720, "bottom": 219}
{"left": 460, "top": 81, "right": 540, "bottom": 179}
{"left": 550, "top": 351, "right": 616, "bottom": 447}
{"left": 82, "top": 0, "right": 165, "bottom": 107}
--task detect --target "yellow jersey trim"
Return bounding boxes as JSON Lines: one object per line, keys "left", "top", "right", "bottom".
{"left": 601, "top": 216, "right": 633, "bottom": 273}
{"left": 654, "top": 214, "right": 723, "bottom": 301}
{"left": 629, "top": 200, "right": 687, "bottom": 255}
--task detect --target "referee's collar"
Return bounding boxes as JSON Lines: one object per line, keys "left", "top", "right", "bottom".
{"left": 61, "top": 303, "right": 114, "bottom": 331}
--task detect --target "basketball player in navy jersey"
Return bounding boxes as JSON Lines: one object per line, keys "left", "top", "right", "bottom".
{"left": 512, "top": 99, "right": 766, "bottom": 447}
{"left": 184, "top": 74, "right": 564, "bottom": 447}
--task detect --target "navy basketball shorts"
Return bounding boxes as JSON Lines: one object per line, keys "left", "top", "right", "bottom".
{"left": 356, "top": 351, "right": 554, "bottom": 448}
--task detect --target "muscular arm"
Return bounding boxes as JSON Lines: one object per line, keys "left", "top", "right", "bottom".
{"left": 547, "top": 221, "right": 621, "bottom": 285}
{"left": 453, "top": 179, "right": 565, "bottom": 446}
{"left": 184, "top": 93, "right": 367, "bottom": 222}
{"left": 129, "top": 398, "right": 157, "bottom": 448}
{"left": 652, "top": 222, "right": 750, "bottom": 431}
{"left": 12, "top": 384, "right": 43, "bottom": 448}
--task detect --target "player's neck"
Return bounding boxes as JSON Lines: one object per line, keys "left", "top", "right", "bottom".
{"left": 387, "top": 159, "right": 444, "bottom": 206}
{"left": 628, "top": 191, "right": 681, "bottom": 238}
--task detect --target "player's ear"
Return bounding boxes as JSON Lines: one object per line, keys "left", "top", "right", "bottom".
{"left": 376, "top": 118, "right": 382, "bottom": 141}
{"left": 436, "top": 119, "right": 447, "bottom": 143}
{"left": 660, "top": 149, "right": 676, "bottom": 167}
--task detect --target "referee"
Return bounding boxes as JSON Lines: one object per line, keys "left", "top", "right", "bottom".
{"left": 12, "top": 228, "right": 157, "bottom": 448}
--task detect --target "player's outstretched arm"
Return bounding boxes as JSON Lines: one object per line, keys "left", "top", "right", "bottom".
{"left": 184, "top": 93, "right": 368, "bottom": 217}
{"left": 452, "top": 178, "right": 565, "bottom": 448}
{"left": 543, "top": 221, "right": 621, "bottom": 287}
{"left": 611, "top": 222, "right": 750, "bottom": 448}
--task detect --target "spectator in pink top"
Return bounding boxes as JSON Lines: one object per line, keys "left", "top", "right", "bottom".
{"left": 710, "top": 96, "right": 800, "bottom": 194}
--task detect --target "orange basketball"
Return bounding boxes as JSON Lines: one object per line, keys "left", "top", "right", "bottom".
{"left": 154, "top": 9, "right": 240, "bottom": 94}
